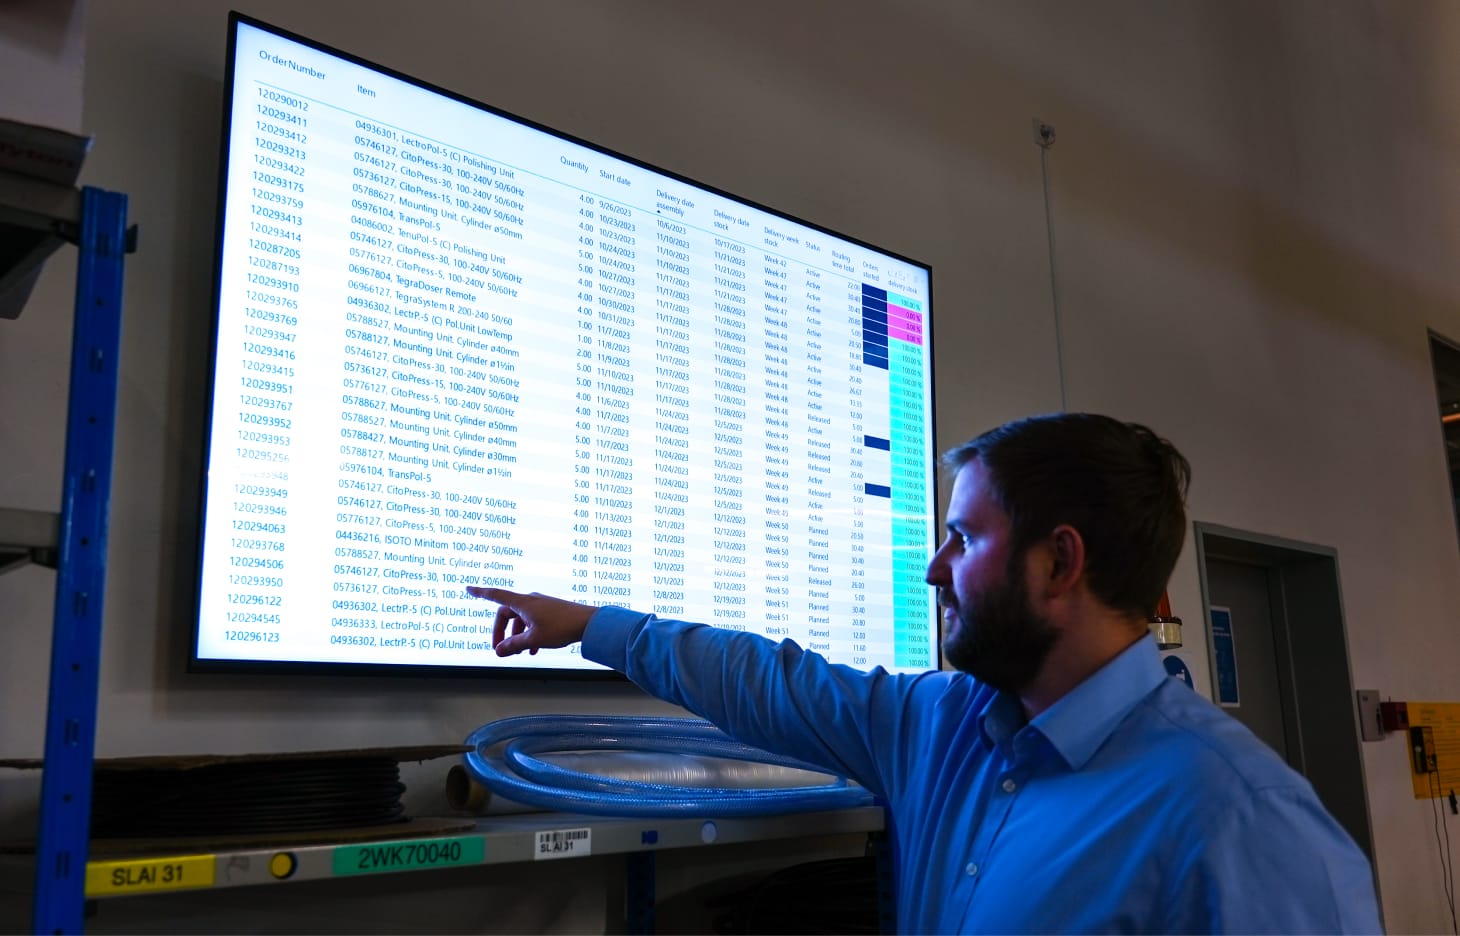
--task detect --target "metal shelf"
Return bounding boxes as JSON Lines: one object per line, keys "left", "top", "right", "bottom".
{"left": 0, "top": 506, "right": 60, "bottom": 572}
{"left": 0, "top": 170, "right": 76, "bottom": 573}
{"left": 74, "top": 806, "right": 886, "bottom": 900}
{"left": 0, "top": 171, "right": 82, "bottom": 321}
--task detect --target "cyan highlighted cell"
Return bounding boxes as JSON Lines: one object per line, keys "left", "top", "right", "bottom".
{"left": 887, "top": 292, "right": 922, "bottom": 311}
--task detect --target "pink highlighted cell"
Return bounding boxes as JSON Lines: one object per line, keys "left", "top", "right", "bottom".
{"left": 891, "top": 321, "right": 923, "bottom": 337}
{"left": 889, "top": 325, "right": 922, "bottom": 345}
{"left": 887, "top": 304, "right": 923, "bottom": 326}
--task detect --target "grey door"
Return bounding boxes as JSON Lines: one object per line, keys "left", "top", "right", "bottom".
{"left": 1205, "top": 558, "right": 1295, "bottom": 766}
{"left": 1195, "top": 524, "right": 1375, "bottom": 867}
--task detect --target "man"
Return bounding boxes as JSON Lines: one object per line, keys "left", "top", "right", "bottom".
{"left": 468, "top": 413, "right": 1382, "bottom": 934}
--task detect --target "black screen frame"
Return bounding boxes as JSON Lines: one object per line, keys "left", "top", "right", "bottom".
{"left": 189, "top": 10, "right": 940, "bottom": 679}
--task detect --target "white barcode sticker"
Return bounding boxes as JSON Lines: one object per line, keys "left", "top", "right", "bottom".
{"left": 534, "top": 827, "right": 591, "bottom": 860}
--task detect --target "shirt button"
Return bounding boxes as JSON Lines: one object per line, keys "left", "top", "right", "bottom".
{"left": 965, "top": 862, "right": 979, "bottom": 877}
{"left": 1001, "top": 778, "right": 1017, "bottom": 793}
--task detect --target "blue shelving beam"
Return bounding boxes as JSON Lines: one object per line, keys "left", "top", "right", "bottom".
{"left": 32, "top": 187, "right": 131, "bottom": 935}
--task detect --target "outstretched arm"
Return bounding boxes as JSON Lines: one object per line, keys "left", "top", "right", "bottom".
{"left": 467, "top": 586, "right": 939, "bottom": 799}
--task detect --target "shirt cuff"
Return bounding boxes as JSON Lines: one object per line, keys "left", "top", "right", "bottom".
{"left": 582, "top": 605, "right": 650, "bottom": 672}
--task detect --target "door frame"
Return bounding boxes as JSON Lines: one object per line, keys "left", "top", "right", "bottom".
{"left": 1192, "top": 522, "right": 1377, "bottom": 869}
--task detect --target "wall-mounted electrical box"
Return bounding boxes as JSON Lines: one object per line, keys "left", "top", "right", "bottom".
{"left": 1355, "top": 690, "right": 1383, "bottom": 741}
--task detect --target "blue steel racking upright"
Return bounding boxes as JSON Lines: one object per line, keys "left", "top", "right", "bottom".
{"left": 29, "top": 186, "right": 133, "bottom": 934}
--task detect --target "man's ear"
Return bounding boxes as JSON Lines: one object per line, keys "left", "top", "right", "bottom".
{"left": 1042, "top": 524, "right": 1086, "bottom": 598}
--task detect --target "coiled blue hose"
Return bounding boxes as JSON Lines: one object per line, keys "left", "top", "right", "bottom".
{"left": 463, "top": 715, "right": 875, "bottom": 817}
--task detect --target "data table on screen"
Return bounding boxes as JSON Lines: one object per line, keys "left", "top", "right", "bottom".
{"left": 197, "top": 23, "right": 937, "bottom": 673}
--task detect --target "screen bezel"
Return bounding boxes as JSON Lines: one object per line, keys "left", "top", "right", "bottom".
{"left": 189, "top": 10, "right": 940, "bottom": 678}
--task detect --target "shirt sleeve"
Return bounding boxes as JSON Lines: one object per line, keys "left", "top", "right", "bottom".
{"left": 1160, "top": 783, "right": 1384, "bottom": 934}
{"left": 582, "top": 605, "right": 943, "bottom": 799}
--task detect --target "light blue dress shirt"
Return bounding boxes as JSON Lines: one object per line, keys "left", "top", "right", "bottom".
{"left": 584, "top": 607, "right": 1383, "bottom": 934}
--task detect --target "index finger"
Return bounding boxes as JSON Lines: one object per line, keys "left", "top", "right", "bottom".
{"left": 466, "top": 586, "right": 522, "bottom": 607}
{"left": 491, "top": 600, "right": 513, "bottom": 651}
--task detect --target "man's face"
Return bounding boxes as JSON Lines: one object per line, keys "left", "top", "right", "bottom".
{"left": 924, "top": 460, "right": 1059, "bottom": 693}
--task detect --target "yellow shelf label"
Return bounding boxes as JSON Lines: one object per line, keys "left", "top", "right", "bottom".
{"left": 85, "top": 854, "right": 216, "bottom": 897}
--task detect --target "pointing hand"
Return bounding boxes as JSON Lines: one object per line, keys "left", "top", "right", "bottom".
{"left": 465, "top": 586, "right": 598, "bottom": 656}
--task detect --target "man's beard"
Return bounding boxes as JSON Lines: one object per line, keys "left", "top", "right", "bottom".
{"left": 941, "top": 561, "right": 1060, "bottom": 694}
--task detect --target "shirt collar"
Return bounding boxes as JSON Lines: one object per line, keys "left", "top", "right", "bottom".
{"left": 1033, "top": 634, "right": 1168, "bottom": 770}
{"left": 975, "top": 689, "right": 1024, "bottom": 752}
{"left": 974, "top": 634, "right": 1169, "bottom": 769}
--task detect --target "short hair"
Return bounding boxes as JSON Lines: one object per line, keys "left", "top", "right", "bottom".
{"left": 941, "top": 413, "right": 1191, "bottom": 618}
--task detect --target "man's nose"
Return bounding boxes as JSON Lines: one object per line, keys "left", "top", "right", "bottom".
{"left": 925, "top": 543, "right": 950, "bottom": 586}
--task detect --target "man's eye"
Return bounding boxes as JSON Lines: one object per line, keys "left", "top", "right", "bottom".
{"left": 959, "top": 533, "right": 974, "bottom": 549}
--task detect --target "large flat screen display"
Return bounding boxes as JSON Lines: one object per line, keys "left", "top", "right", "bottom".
{"left": 194, "top": 13, "right": 938, "bottom": 675}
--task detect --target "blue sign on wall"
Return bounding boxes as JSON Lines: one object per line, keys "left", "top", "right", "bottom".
{"left": 1209, "top": 605, "right": 1240, "bottom": 707}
